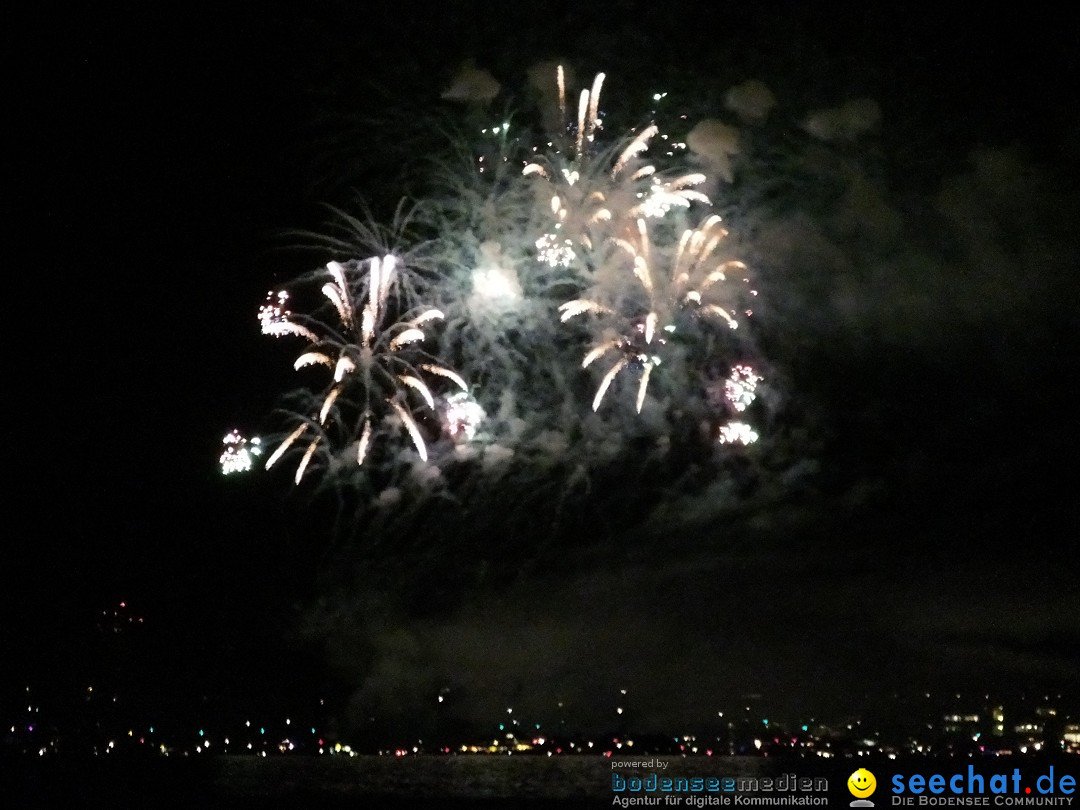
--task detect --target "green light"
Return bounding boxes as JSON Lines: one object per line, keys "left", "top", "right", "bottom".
{"left": 199, "top": 729, "right": 205, "bottom": 737}
{"left": 801, "top": 725, "right": 808, "bottom": 732}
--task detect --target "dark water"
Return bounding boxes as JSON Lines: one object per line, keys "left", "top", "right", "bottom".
{"left": 5, "top": 754, "right": 774, "bottom": 808}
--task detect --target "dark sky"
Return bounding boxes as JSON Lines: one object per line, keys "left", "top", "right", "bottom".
{"left": 5, "top": 2, "right": 1079, "bottom": 737}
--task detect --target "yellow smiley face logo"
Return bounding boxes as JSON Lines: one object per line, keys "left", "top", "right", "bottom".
{"left": 848, "top": 769, "right": 877, "bottom": 798}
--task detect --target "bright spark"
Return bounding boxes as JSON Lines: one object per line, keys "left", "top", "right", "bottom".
{"left": 725, "top": 365, "right": 762, "bottom": 412}
{"left": 219, "top": 430, "right": 262, "bottom": 475}
{"left": 444, "top": 391, "right": 486, "bottom": 441}
{"left": 717, "top": 421, "right": 759, "bottom": 446}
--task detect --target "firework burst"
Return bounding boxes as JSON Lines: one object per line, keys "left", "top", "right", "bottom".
{"left": 717, "top": 420, "right": 759, "bottom": 446}
{"left": 230, "top": 65, "right": 775, "bottom": 517}
{"left": 522, "top": 67, "right": 710, "bottom": 269}
{"left": 723, "top": 364, "right": 761, "bottom": 412}
{"left": 442, "top": 391, "right": 487, "bottom": 442}
{"left": 559, "top": 216, "right": 755, "bottom": 412}
{"left": 713, "top": 363, "right": 764, "bottom": 447}
{"left": 261, "top": 256, "right": 468, "bottom": 483}
{"left": 219, "top": 429, "right": 262, "bottom": 475}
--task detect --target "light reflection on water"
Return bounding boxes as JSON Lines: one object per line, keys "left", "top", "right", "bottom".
{"left": 215, "top": 754, "right": 780, "bottom": 801}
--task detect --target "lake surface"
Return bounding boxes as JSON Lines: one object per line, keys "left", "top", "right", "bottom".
{"left": 8, "top": 753, "right": 777, "bottom": 807}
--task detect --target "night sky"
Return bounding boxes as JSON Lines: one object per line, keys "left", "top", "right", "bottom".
{"left": 6, "top": 2, "right": 1079, "bottom": 742}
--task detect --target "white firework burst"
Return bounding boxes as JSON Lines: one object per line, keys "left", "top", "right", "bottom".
{"left": 443, "top": 391, "right": 487, "bottom": 441}
{"left": 717, "top": 421, "right": 759, "bottom": 446}
{"left": 521, "top": 67, "right": 710, "bottom": 268}
{"left": 560, "top": 216, "right": 754, "bottom": 412}
{"left": 261, "top": 256, "right": 468, "bottom": 483}
{"left": 219, "top": 429, "right": 262, "bottom": 475}
{"left": 259, "top": 289, "right": 319, "bottom": 342}
{"left": 724, "top": 364, "right": 762, "bottom": 412}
